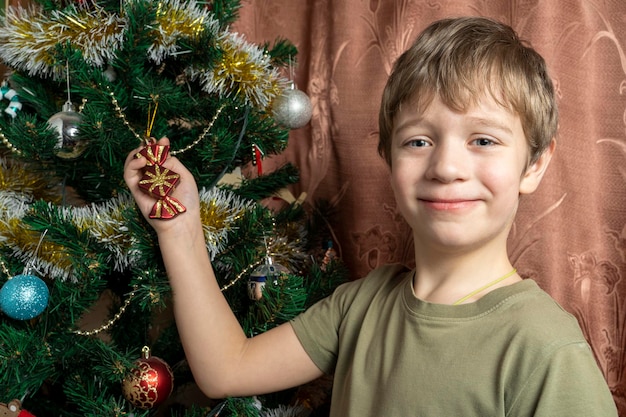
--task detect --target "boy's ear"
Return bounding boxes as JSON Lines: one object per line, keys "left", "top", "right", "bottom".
{"left": 519, "top": 138, "right": 556, "bottom": 195}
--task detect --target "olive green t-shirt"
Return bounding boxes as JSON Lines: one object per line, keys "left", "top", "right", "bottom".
{"left": 291, "top": 264, "right": 618, "bottom": 416}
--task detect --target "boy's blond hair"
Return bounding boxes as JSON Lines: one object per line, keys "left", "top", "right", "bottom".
{"left": 378, "top": 16, "right": 558, "bottom": 167}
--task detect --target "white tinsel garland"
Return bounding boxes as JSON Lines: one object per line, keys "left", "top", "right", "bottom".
{"left": 0, "top": 187, "right": 252, "bottom": 281}
{"left": 0, "top": 5, "right": 126, "bottom": 78}
{"left": 147, "top": 0, "right": 222, "bottom": 65}
{"left": 187, "top": 31, "right": 287, "bottom": 108}
{"left": 0, "top": 0, "right": 287, "bottom": 109}
{"left": 198, "top": 186, "right": 256, "bottom": 260}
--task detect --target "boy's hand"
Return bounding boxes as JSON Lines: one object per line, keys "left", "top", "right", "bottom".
{"left": 124, "top": 137, "right": 200, "bottom": 233}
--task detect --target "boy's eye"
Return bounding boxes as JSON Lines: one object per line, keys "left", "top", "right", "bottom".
{"left": 408, "top": 139, "right": 431, "bottom": 147}
{"left": 473, "top": 137, "right": 496, "bottom": 146}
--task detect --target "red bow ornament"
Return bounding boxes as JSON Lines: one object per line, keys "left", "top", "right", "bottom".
{"left": 136, "top": 143, "right": 186, "bottom": 219}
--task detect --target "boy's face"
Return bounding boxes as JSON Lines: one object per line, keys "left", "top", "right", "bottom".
{"left": 389, "top": 94, "right": 553, "bottom": 252}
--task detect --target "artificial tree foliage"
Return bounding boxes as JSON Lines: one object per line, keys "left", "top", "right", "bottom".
{"left": 0, "top": 1, "right": 345, "bottom": 415}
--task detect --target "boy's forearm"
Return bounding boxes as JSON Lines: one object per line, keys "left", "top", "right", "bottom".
{"left": 156, "top": 216, "right": 248, "bottom": 397}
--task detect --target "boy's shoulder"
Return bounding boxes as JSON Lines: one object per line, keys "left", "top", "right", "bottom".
{"left": 331, "top": 266, "right": 586, "bottom": 343}
{"left": 323, "top": 263, "right": 410, "bottom": 312}
{"left": 488, "top": 279, "right": 587, "bottom": 345}
{"left": 334, "top": 263, "right": 410, "bottom": 297}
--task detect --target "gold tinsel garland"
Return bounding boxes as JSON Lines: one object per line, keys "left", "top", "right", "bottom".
{"left": 0, "top": 183, "right": 251, "bottom": 281}
{"left": 148, "top": 0, "right": 220, "bottom": 64}
{"left": 188, "top": 31, "right": 286, "bottom": 109}
{"left": 0, "top": 0, "right": 287, "bottom": 109}
{"left": 0, "top": 5, "right": 125, "bottom": 77}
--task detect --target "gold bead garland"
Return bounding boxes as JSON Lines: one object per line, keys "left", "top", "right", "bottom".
{"left": 73, "top": 258, "right": 265, "bottom": 337}
{"left": 69, "top": 87, "right": 244, "bottom": 334}
{"left": 108, "top": 86, "right": 140, "bottom": 142}
{"left": 0, "top": 85, "right": 264, "bottom": 335}
{"left": 0, "top": 84, "right": 222, "bottom": 157}
{"left": 107, "top": 85, "right": 225, "bottom": 155}
{"left": 0, "top": 127, "right": 23, "bottom": 156}
{"left": 0, "top": 97, "right": 87, "bottom": 157}
{"left": 72, "top": 286, "right": 137, "bottom": 336}
{"left": 171, "top": 105, "right": 224, "bottom": 156}
{"left": 0, "top": 260, "right": 11, "bottom": 277}
{"left": 220, "top": 260, "right": 264, "bottom": 292}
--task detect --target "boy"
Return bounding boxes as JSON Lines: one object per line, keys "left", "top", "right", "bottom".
{"left": 124, "top": 16, "right": 618, "bottom": 416}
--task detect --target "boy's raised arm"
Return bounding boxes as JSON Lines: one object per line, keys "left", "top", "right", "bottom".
{"left": 123, "top": 138, "right": 323, "bottom": 398}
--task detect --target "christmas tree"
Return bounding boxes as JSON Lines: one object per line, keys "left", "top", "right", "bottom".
{"left": 0, "top": 0, "right": 344, "bottom": 415}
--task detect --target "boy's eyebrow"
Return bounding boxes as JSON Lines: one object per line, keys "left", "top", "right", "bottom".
{"left": 392, "top": 115, "right": 514, "bottom": 137}
{"left": 465, "top": 116, "right": 514, "bottom": 135}
{"left": 392, "top": 116, "right": 427, "bottom": 136}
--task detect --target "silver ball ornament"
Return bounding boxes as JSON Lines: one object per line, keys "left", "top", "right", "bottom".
{"left": 272, "top": 82, "right": 312, "bottom": 129}
{"left": 48, "top": 101, "right": 87, "bottom": 159}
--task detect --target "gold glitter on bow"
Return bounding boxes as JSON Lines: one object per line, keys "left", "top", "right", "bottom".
{"left": 136, "top": 144, "right": 186, "bottom": 219}
{"left": 138, "top": 165, "right": 181, "bottom": 198}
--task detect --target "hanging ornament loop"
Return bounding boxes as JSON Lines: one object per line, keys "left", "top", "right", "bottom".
{"left": 141, "top": 345, "right": 151, "bottom": 359}
{"left": 24, "top": 229, "right": 48, "bottom": 276}
{"left": 208, "top": 106, "right": 250, "bottom": 189}
{"left": 48, "top": 61, "right": 86, "bottom": 159}
{"left": 145, "top": 96, "right": 159, "bottom": 145}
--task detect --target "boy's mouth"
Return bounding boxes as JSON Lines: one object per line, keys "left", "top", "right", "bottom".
{"left": 419, "top": 198, "right": 480, "bottom": 211}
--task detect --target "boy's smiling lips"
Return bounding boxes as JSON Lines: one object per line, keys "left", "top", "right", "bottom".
{"left": 418, "top": 197, "right": 481, "bottom": 211}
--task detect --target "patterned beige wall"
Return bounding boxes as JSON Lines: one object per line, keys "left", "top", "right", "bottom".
{"left": 234, "top": 0, "right": 626, "bottom": 414}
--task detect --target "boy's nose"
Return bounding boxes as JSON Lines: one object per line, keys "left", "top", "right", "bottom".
{"left": 425, "top": 142, "right": 469, "bottom": 183}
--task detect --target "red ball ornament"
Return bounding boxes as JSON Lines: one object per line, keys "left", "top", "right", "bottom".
{"left": 122, "top": 346, "right": 174, "bottom": 409}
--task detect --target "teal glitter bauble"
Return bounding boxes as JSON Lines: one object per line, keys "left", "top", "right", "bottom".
{"left": 0, "top": 274, "right": 49, "bottom": 320}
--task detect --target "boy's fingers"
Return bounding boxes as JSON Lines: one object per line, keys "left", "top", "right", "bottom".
{"left": 156, "top": 136, "right": 171, "bottom": 147}
{"left": 124, "top": 146, "right": 145, "bottom": 167}
{"left": 125, "top": 155, "right": 146, "bottom": 169}
{"left": 125, "top": 137, "right": 173, "bottom": 167}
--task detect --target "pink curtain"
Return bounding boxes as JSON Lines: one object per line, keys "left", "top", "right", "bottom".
{"left": 234, "top": 0, "right": 626, "bottom": 414}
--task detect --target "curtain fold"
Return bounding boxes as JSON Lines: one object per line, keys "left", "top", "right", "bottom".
{"left": 234, "top": 0, "right": 626, "bottom": 414}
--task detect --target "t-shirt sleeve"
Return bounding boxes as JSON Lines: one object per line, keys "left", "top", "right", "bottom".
{"left": 290, "top": 284, "right": 347, "bottom": 374}
{"left": 290, "top": 264, "right": 406, "bottom": 375}
{"left": 508, "top": 340, "right": 618, "bottom": 417}
{"left": 289, "top": 278, "right": 364, "bottom": 374}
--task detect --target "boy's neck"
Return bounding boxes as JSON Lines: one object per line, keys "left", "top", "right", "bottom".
{"left": 411, "top": 248, "right": 519, "bottom": 305}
